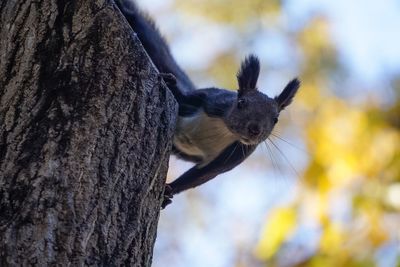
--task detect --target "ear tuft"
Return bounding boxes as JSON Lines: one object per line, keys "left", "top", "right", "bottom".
{"left": 275, "top": 78, "right": 300, "bottom": 110}
{"left": 237, "top": 54, "right": 260, "bottom": 96}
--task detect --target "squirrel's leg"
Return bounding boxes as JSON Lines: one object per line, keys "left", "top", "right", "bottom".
{"left": 159, "top": 72, "right": 205, "bottom": 117}
{"left": 159, "top": 73, "right": 186, "bottom": 102}
{"left": 161, "top": 142, "right": 256, "bottom": 208}
{"left": 162, "top": 184, "right": 174, "bottom": 209}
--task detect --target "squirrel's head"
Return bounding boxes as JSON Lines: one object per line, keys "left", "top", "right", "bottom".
{"left": 225, "top": 55, "right": 300, "bottom": 145}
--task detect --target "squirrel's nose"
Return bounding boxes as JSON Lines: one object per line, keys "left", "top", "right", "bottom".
{"left": 248, "top": 123, "right": 260, "bottom": 137}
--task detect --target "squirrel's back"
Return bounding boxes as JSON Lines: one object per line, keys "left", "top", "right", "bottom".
{"left": 116, "top": 0, "right": 195, "bottom": 92}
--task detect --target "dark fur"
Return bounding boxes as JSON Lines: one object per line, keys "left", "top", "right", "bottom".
{"left": 116, "top": 0, "right": 300, "bottom": 208}
{"left": 169, "top": 142, "right": 256, "bottom": 194}
{"left": 237, "top": 55, "right": 260, "bottom": 96}
{"left": 275, "top": 78, "right": 300, "bottom": 110}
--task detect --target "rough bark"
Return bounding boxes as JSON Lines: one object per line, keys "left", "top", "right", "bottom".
{"left": 0, "top": 0, "right": 177, "bottom": 266}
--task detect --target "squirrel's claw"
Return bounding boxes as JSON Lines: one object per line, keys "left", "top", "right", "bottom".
{"left": 159, "top": 73, "right": 177, "bottom": 86}
{"left": 161, "top": 184, "right": 174, "bottom": 209}
{"left": 161, "top": 197, "right": 172, "bottom": 209}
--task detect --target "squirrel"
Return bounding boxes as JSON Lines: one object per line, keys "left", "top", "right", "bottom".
{"left": 116, "top": 0, "right": 300, "bottom": 208}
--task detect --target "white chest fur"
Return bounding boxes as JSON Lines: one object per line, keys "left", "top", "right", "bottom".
{"left": 173, "top": 111, "right": 238, "bottom": 166}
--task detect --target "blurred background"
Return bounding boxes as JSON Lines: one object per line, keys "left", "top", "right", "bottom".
{"left": 135, "top": 0, "right": 400, "bottom": 266}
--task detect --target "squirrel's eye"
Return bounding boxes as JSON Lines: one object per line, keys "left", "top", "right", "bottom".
{"left": 237, "top": 99, "right": 246, "bottom": 109}
{"left": 273, "top": 118, "right": 278, "bottom": 124}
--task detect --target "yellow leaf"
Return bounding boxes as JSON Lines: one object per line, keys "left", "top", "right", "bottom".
{"left": 320, "top": 223, "right": 345, "bottom": 254}
{"left": 255, "top": 207, "right": 296, "bottom": 260}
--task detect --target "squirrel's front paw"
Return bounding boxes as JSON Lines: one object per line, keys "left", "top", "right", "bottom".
{"left": 161, "top": 184, "right": 173, "bottom": 209}
{"left": 159, "top": 73, "right": 177, "bottom": 87}
{"left": 162, "top": 197, "right": 172, "bottom": 209}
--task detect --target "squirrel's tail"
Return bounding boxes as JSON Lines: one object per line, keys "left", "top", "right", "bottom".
{"left": 116, "top": 0, "right": 195, "bottom": 92}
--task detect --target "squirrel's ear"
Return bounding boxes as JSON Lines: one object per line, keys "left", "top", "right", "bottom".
{"left": 275, "top": 78, "right": 300, "bottom": 111}
{"left": 237, "top": 54, "right": 260, "bottom": 97}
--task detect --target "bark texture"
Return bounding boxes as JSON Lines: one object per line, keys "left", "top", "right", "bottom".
{"left": 0, "top": 0, "right": 177, "bottom": 266}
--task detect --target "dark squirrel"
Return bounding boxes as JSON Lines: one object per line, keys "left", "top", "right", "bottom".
{"left": 116, "top": 0, "right": 300, "bottom": 208}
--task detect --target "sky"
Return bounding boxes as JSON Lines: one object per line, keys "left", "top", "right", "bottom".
{"left": 286, "top": 0, "right": 400, "bottom": 84}
{"left": 133, "top": 0, "right": 400, "bottom": 266}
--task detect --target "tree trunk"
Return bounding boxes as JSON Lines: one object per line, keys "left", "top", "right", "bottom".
{"left": 0, "top": 1, "right": 177, "bottom": 266}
